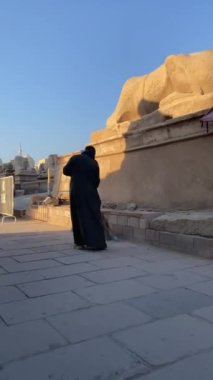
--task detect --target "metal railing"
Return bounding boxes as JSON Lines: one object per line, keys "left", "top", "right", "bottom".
{"left": 0, "top": 176, "right": 16, "bottom": 223}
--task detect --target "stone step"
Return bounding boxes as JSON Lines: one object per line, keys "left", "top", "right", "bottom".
{"left": 27, "top": 205, "right": 213, "bottom": 258}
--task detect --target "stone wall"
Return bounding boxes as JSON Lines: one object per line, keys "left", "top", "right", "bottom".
{"left": 52, "top": 153, "right": 78, "bottom": 201}
{"left": 18, "top": 179, "right": 49, "bottom": 194}
{"left": 27, "top": 204, "right": 213, "bottom": 258}
{"left": 28, "top": 205, "right": 71, "bottom": 228}
{"left": 52, "top": 111, "right": 213, "bottom": 210}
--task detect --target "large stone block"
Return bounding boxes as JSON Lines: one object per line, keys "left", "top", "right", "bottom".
{"left": 145, "top": 229, "right": 159, "bottom": 243}
{"left": 47, "top": 303, "right": 150, "bottom": 343}
{"left": 193, "top": 236, "right": 213, "bottom": 257}
{"left": 0, "top": 292, "right": 89, "bottom": 325}
{"left": 128, "top": 216, "right": 139, "bottom": 228}
{"left": 133, "top": 227, "right": 146, "bottom": 242}
{"left": 114, "top": 314, "right": 213, "bottom": 366}
{"left": 76, "top": 279, "right": 155, "bottom": 304}
{"left": 127, "top": 288, "right": 213, "bottom": 319}
{"left": 137, "top": 351, "right": 213, "bottom": 380}
{"left": 0, "top": 320, "right": 66, "bottom": 365}
{"left": 159, "top": 231, "right": 176, "bottom": 247}
{"left": 0, "top": 336, "right": 145, "bottom": 380}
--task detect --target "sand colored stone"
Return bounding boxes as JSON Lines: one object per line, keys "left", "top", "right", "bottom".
{"left": 107, "top": 50, "right": 213, "bottom": 129}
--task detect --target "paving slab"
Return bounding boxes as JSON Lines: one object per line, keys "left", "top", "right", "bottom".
{"left": 47, "top": 303, "right": 150, "bottom": 343}
{"left": 137, "top": 257, "right": 208, "bottom": 275}
{"left": 54, "top": 251, "right": 104, "bottom": 264}
{"left": 0, "top": 271, "right": 44, "bottom": 286}
{"left": 12, "top": 251, "right": 67, "bottom": 262}
{"left": 0, "top": 257, "right": 61, "bottom": 273}
{"left": 81, "top": 265, "right": 148, "bottom": 284}
{"left": 0, "top": 319, "right": 66, "bottom": 365}
{"left": 188, "top": 263, "right": 213, "bottom": 278}
{"left": 0, "top": 317, "right": 6, "bottom": 327}
{"left": 127, "top": 288, "right": 213, "bottom": 319}
{"left": 1, "top": 220, "right": 213, "bottom": 379}
{"left": 76, "top": 279, "right": 155, "bottom": 304}
{"left": 114, "top": 314, "right": 213, "bottom": 366}
{"left": 0, "top": 336, "right": 145, "bottom": 380}
{"left": 136, "top": 270, "right": 208, "bottom": 290}
{"left": 186, "top": 279, "right": 213, "bottom": 296}
{"left": 90, "top": 256, "right": 146, "bottom": 269}
{"left": 18, "top": 275, "right": 92, "bottom": 297}
{"left": 138, "top": 350, "right": 213, "bottom": 380}
{"left": 0, "top": 291, "right": 90, "bottom": 325}
{"left": 131, "top": 245, "right": 183, "bottom": 262}
{"left": 37, "top": 262, "right": 98, "bottom": 279}
{"left": 30, "top": 243, "right": 72, "bottom": 253}
{"left": 0, "top": 248, "right": 36, "bottom": 257}
{"left": 192, "top": 305, "right": 213, "bottom": 323}
{"left": 0, "top": 286, "right": 26, "bottom": 304}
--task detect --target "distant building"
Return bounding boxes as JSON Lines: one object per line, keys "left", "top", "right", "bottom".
{"left": 0, "top": 149, "right": 58, "bottom": 194}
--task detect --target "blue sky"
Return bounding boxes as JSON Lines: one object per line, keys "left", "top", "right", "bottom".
{"left": 0, "top": 0, "right": 212, "bottom": 162}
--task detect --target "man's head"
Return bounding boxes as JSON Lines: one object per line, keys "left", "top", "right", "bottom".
{"left": 83, "top": 145, "right": 96, "bottom": 159}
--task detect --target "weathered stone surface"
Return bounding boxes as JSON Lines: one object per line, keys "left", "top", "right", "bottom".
{"left": 0, "top": 336, "right": 144, "bottom": 380}
{"left": 114, "top": 314, "right": 213, "bottom": 365}
{"left": 54, "top": 252, "right": 101, "bottom": 265}
{"left": 138, "top": 351, "right": 213, "bottom": 380}
{"left": 81, "top": 265, "right": 147, "bottom": 284}
{"left": 159, "top": 231, "right": 176, "bottom": 246}
{"left": 186, "top": 279, "right": 213, "bottom": 296}
{"left": 0, "top": 257, "right": 60, "bottom": 273}
{"left": 127, "top": 288, "right": 213, "bottom": 318}
{"left": 106, "top": 50, "right": 213, "bottom": 129}
{"left": 133, "top": 227, "right": 146, "bottom": 242}
{"left": 76, "top": 279, "right": 155, "bottom": 304}
{"left": 137, "top": 257, "right": 205, "bottom": 274}
{"left": 0, "top": 292, "right": 89, "bottom": 325}
{"left": 0, "top": 317, "right": 6, "bottom": 327}
{"left": 13, "top": 251, "right": 66, "bottom": 262}
{"left": 0, "top": 286, "right": 26, "bottom": 304}
{"left": 150, "top": 210, "right": 213, "bottom": 237}
{"left": 189, "top": 263, "right": 213, "bottom": 278}
{"left": 0, "top": 271, "right": 44, "bottom": 286}
{"left": 18, "top": 275, "right": 92, "bottom": 297}
{"left": 137, "top": 271, "right": 208, "bottom": 290}
{"left": 0, "top": 319, "right": 66, "bottom": 365}
{"left": 37, "top": 262, "right": 98, "bottom": 279}
{"left": 193, "top": 305, "right": 213, "bottom": 323}
{"left": 47, "top": 303, "right": 150, "bottom": 343}
{"left": 145, "top": 229, "right": 159, "bottom": 243}
{"left": 2, "top": 220, "right": 213, "bottom": 379}
{"left": 90, "top": 256, "right": 145, "bottom": 269}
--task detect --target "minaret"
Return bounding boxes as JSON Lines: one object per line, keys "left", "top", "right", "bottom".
{"left": 18, "top": 143, "right": 23, "bottom": 157}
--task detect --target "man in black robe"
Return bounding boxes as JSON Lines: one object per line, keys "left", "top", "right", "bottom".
{"left": 63, "top": 145, "right": 107, "bottom": 251}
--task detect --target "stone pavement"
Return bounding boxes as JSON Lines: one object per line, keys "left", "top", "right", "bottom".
{"left": 1, "top": 220, "right": 213, "bottom": 379}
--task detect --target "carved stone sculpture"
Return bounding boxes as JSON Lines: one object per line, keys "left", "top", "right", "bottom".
{"left": 106, "top": 50, "right": 213, "bottom": 130}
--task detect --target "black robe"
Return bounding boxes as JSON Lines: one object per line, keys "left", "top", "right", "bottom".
{"left": 63, "top": 153, "right": 106, "bottom": 250}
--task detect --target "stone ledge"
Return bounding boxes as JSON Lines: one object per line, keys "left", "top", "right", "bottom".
{"left": 27, "top": 205, "right": 71, "bottom": 228}
{"left": 103, "top": 208, "right": 162, "bottom": 219}
{"left": 92, "top": 109, "right": 213, "bottom": 157}
{"left": 27, "top": 205, "right": 213, "bottom": 258}
{"left": 105, "top": 211, "right": 213, "bottom": 258}
{"left": 150, "top": 210, "right": 213, "bottom": 238}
